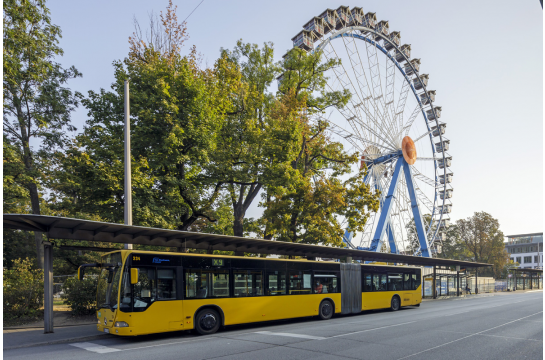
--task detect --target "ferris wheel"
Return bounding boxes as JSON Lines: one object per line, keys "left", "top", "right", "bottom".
{"left": 286, "top": 7, "right": 452, "bottom": 257}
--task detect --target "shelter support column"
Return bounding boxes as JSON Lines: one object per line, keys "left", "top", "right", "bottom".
{"left": 433, "top": 265, "right": 436, "bottom": 299}
{"left": 457, "top": 270, "right": 460, "bottom": 297}
{"left": 475, "top": 269, "right": 478, "bottom": 294}
{"left": 530, "top": 273, "right": 533, "bottom": 290}
{"left": 44, "top": 241, "right": 54, "bottom": 333}
{"left": 514, "top": 271, "right": 517, "bottom": 291}
{"left": 346, "top": 256, "right": 352, "bottom": 263}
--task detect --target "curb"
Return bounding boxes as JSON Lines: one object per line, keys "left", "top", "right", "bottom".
{"left": 3, "top": 334, "right": 110, "bottom": 351}
{"left": 4, "top": 323, "right": 97, "bottom": 331}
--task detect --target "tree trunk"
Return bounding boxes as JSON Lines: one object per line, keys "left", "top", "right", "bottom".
{"left": 27, "top": 166, "right": 44, "bottom": 269}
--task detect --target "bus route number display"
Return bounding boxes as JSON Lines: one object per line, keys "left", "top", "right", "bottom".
{"left": 212, "top": 259, "right": 224, "bottom": 267}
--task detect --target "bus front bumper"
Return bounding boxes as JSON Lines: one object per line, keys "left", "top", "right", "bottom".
{"left": 97, "top": 324, "right": 134, "bottom": 336}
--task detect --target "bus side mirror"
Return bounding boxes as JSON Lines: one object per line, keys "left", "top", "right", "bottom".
{"left": 131, "top": 268, "right": 139, "bottom": 284}
{"left": 78, "top": 267, "right": 84, "bottom": 280}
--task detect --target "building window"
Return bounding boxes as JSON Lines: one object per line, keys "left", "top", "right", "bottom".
{"left": 516, "top": 257, "right": 521, "bottom": 264}
{"left": 535, "top": 255, "right": 540, "bottom": 263}
{"left": 524, "top": 256, "right": 532, "bottom": 263}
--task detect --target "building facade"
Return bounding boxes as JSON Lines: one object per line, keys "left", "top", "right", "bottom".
{"left": 505, "top": 233, "right": 543, "bottom": 270}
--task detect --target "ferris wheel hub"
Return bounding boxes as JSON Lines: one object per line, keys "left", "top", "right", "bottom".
{"left": 402, "top": 136, "right": 417, "bottom": 165}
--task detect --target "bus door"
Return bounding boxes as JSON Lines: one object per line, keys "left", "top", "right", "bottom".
{"left": 125, "top": 255, "right": 184, "bottom": 333}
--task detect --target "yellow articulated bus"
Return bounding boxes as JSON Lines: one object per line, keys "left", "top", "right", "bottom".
{"left": 79, "top": 250, "right": 421, "bottom": 336}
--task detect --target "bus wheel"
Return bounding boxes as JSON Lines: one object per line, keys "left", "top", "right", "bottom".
{"left": 390, "top": 296, "right": 401, "bottom": 311}
{"left": 195, "top": 308, "right": 220, "bottom": 335}
{"left": 319, "top": 300, "right": 333, "bottom": 320}
{"left": 415, "top": 303, "right": 421, "bottom": 307}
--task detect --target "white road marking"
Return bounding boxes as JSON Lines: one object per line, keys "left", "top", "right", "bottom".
{"left": 525, "top": 290, "right": 543, "bottom": 293}
{"left": 437, "top": 329, "right": 542, "bottom": 342}
{"left": 397, "top": 310, "right": 544, "bottom": 360}
{"left": 254, "top": 331, "right": 326, "bottom": 340}
{"left": 330, "top": 321, "right": 416, "bottom": 338}
{"left": 70, "top": 342, "right": 120, "bottom": 353}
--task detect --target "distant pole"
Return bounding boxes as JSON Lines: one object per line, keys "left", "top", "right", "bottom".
{"left": 124, "top": 80, "right": 133, "bottom": 250}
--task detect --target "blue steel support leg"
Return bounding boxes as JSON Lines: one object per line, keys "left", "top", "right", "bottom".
{"left": 387, "top": 223, "right": 397, "bottom": 254}
{"left": 369, "top": 158, "right": 403, "bottom": 252}
{"left": 403, "top": 161, "right": 431, "bottom": 257}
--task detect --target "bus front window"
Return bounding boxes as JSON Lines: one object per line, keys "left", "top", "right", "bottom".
{"left": 96, "top": 253, "right": 122, "bottom": 310}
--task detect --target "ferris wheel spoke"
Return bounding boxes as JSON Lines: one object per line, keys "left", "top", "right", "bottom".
{"left": 402, "top": 105, "right": 421, "bottom": 137}
{"left": 323, "top": 42, "right": 399, "bottom": 146}
{"left": 338, "top": 31, "right": 400, "bottom": 145}
{"left": 364, "top": 37, "right": 398, "bottom": 140}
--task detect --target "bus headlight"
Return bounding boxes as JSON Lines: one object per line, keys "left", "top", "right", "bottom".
{"left": 98, "top": 319, "right": 101, "bottom": 324}
{"left": 114, "top": 321, "right": 129, "bottom": 327}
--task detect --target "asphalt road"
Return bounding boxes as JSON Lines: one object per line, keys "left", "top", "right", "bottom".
{"left": 4, "top": 291, "right": 543, "bottom": 360}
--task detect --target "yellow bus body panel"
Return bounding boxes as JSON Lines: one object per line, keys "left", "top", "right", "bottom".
{"left": 362, "top": 285, "right": 422, "bottom": 310}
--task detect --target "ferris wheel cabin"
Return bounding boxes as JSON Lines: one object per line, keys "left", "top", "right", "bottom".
{"left": 440, "top": 189, "right": 453, "bottom": 200}
{"left": 405, "top": 58, "right": 421, "bottom": 76}
{"left": 395, "top": 44, "right": 411, "bottom": 63}
{"left": 384, "top": 31, "right": 401, "bottom": 51}
{"left": 420, "top": 90, "right": 436, "bottom": 105}
{"left": 319, "top": 9, "right": 338, "bottom": 34}
{"left": 426, "top": 106, "right": 442, "bottom": 120}
{"left": 361, "top": 12, "right": 377, "bottom": 33}
{"left": 435, "top": 139, "right": 449, "bottom": 152}
{"left": 375, "top": 20, "right": 390, "bottom": 40}
{"left": 303, "top": 17, "right": 325, "bottom": 40}
{"left": 438, "top": 156, "right": 452, "bottom": 169}
{"left": 413, "top": 73, "right": 429, "bottom": 90}
{"left": 292, "top": 30, "right": 314, "bottom": 51}
{"left": 335, "top": 6, "right": 351, "bottom": 29}
{"left": 438, "top": 204, "right": 452, "bottom": 214}
{"left": 349, "top": 7, "right": 364, "bottom": 26}
{"left": 439, "top": 173, "right": 453, "bottom": 184}
{"left": 431, "top": 123, "right": 446, "bottom": 137}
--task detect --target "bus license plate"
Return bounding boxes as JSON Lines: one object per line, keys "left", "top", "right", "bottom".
{"left": 104, "top": 328, "right": 109, "bottom": 333}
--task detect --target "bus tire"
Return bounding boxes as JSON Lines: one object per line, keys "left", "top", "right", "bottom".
{"left": 390, "top": 296, "right": 401, "bottom": 311}
{"left": 319, "top": 300, "right": 333, "bottom": 320}
{"left": 415, "top": 303, "right": 421, "bottom": 307}
{"left": 195, "top": 308, "right": 221, "bottom": 335}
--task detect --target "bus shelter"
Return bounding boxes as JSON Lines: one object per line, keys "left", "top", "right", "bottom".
{"left": 508, "top": 268, "right": 543, "bottom": 291}
{"left": 3, "top": 214, "right": 493, "bottom": 334}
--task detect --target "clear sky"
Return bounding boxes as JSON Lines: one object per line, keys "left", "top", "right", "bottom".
{"left": 47, "top": 0, "right": 543, "bottom": 237}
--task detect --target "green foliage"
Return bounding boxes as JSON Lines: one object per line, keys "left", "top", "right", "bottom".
{"left": 61, "top": 276, "right": 98, "bottom": 315}
{"left": 3, "top": 0, "right": 81, "bottom": 269}
{"left": 3, "top": 258, "right": 44, "bottom": 319}
{"left": 259, "top": 49, "right": 380, "bottom": 246}
{"left": 457, "top": 212, "right": 509, "bottom": 278}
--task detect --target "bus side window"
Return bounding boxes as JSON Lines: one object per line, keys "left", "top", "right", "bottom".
{"left": 289, "top": 271, "right": 312, "bottom": 294}
{"left": 380, "top": 274, "right": 387, "bottom": 291}
{"left": 403, "top": 273, "right": 411, "bottom": 290}
{"left": 363, "top": 273, "right": 372, "bottom": 292}
{"left": 157, "top": 268, "right": 176, "bottom": 300}
{"left": 266, "top": 271, "right": 286, "bottom": 295}
{"left": 314, "top": 272, "right": 339, "bottom": 293}
{"left": 234, "top": 270, "right": 263, "bottom": 297}
{"left": 412, "top": 273, "right": 421, "bottom": 290}
{"left": 184, "top": 269, "right": 229, "bottom": 299}
{"left": 388, "top": 273, "right": 403, "bottom": 291}
{"left": 372, "top": 274, "right": 380, "bottom": 291}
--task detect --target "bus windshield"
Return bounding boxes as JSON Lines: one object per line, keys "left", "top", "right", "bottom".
{"left": 96, "top": 252, "right": 123, "bottom": 310}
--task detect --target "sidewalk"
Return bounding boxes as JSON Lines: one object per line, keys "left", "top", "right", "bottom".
{"left": 422, "top": 288, "right": 543, "bottom": 302}
{"left": 3, "top": 311, "right": 107, "bottom": 351}
{"left": 3, "top": 324, "right": 109, "bottom": 350}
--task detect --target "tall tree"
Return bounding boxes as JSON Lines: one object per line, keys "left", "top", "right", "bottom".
{"left": 3, "top": 0, "right": 82, "bottom": 268}
{"left": 51, "top": 2, "right": 243, "bottom": 232}
{"left": 457, "top": 212, "right": 509, "bottom": 278}
{"left": 212, "top": 41, "right": 305, "bottom": 238}
{"left": 259, "top": 48, "right": 380, "bottom": 246}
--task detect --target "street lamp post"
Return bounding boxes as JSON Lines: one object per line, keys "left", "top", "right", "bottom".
{"left": 124, "top": 80, "right": 133, "bottom": 250}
